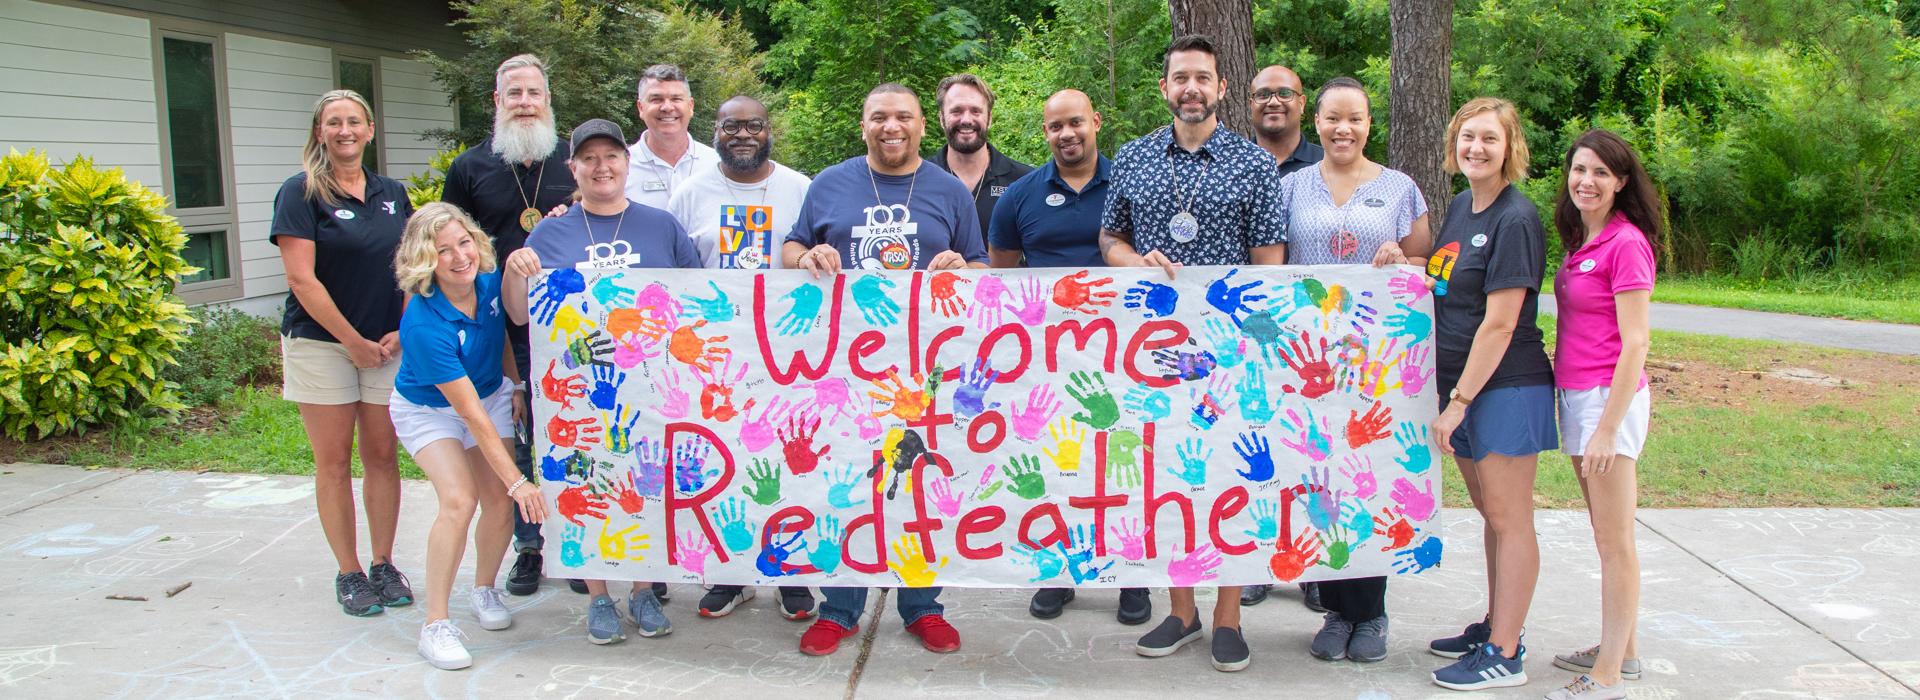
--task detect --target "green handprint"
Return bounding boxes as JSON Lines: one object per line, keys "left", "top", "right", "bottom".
{"left": 1005, "top": 454, "right": 1048, "bottom": 500}
{"left": 1106, "top": 429, "right": 1144, "bottom": 489}
{"left": 1063, "top": 371, "right": 1119, "bottom": 429}
{"left": 744, "top": 458, "right": 782, "bottom": 506}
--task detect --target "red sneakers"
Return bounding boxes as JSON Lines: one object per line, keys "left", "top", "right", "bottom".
{"left": 799, "top": 619, "right": 859, "bottom": 656}
{"left": 906, "top": 615, "right": 961, "bottom": 653}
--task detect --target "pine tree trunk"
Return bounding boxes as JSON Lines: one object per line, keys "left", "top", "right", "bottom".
{"left": 1167, "top": 0, "right": 1256, "bottom": 137}
{"left": 1388, "top": 0, "right": 1452, "bottom": 229}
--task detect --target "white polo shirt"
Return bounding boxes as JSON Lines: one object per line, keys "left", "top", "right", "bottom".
{"left": 624, "top": 131, "right": 719, "bottom": 210}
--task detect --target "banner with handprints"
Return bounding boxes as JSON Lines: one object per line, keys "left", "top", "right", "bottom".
{"left": 530, "top": 264, "right": 1444, "bottom": 587}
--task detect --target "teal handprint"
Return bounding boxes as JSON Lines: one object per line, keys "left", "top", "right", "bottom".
{"left": 1236, "top": 362, "right": 1275, "bottom": 424}
{"left": 560, "top": 522, "right": 591, "bottom": 567}
{"left": 1011, "top": 542, "right": 1067, "bottom": 582}
{"left": 713, "top": 497, "right": 757, "bottom": 554}
{"left": 810, "top": 514, "right": 844, "bottom": 574}
{"left": 680, "top": 280, "right": 735, "bottom": 323}
{"left": 1172, "top": 437, "right": 1211, "bottom": 487}
{"left": 851, "top": 274, "right": 901, "bottom": 326}
{"left": 592, "top": 273, "right": 635, "bottom": 307}
{"left": 1123, "top": 382, "right": 1172, "bottom": 422}
{"left": 778, "top": 284, "right": 823, "bottom": 336}
{"left": 1203, "top": 317, "right": 1248, "bottom": 368}
{"left": 1244, "top": 499, "right": 1278, "bottom": 541}
{"left": 826, "top": 464, "right": 868, "bottom": 508}
{"left": 744, "top": 458, "right": 782, "bottom": 506}
{"left": 1383, "top": 302, "right": 1432, "bottom": 344}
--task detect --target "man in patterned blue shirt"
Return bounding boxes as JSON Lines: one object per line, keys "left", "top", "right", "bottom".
{"left": 1100, "top": 34, "right": 1287, "bottom": 674}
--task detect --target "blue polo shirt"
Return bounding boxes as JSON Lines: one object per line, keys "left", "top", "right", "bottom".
{"left": 987, "top": 156, "right": 1112, "bottom": 268}
{"left": 394, "top": 272, "right": 507, "bottom": 408}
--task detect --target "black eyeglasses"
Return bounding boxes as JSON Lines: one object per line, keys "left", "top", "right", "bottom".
{"left": 1250, "top": 88, "right": 1301, "bottom": 103}
{"left": 719, "top": 120, "right": 767, "bottom": 136}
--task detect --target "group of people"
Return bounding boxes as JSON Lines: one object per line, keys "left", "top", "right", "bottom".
{"left": 270, "top": 34, "right": 1657, "bottom": 699}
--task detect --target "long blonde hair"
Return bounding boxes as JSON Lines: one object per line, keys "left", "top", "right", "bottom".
{"left": 302, "top": 89, "right": 376, "bottom": 206}
{"left": 393, "top": 202, "right": 497, "bottom": 297}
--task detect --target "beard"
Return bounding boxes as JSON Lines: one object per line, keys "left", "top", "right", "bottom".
{"left": 1254, "top": 113, "right": 1296, "bottom": 140}
{"left": 490, "top": 111, "right": 558, "bottom": 165}
{"left": 713, "top": 133, "right": 772, "bottom": 173}
{"left": 944, "top": 121, "right": 989, "bottom": 154}
{"left": 1165, "top": 91, "right": 1219, "bottom": 125}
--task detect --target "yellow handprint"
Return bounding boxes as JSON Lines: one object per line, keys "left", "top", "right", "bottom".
{"left": 550, "top": 303, "right": 599, "bottom": 343}
{"left": 888, "top": 535, "right": 948, "bottom": 587}
{"left": 1041, "top": 417, "right": 1085, "bottom": 473}
{"left": 598, "top": 519, "right": 651, "bottom": 562}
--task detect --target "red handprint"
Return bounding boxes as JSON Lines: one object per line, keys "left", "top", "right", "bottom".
{"left": 668, "top": 320, "right": 731, "bottom": 372}
{"left": 607, "top": 476, "right": 645, "bottom": 515}
{"left": 1269, "top": 531, "right": 1323, "bottom": 582}
{"left": 1051, "top": 270, "right": 1117, "bottom": 314}
{"left": 556, "top": 482, "right": 610, "bottom": 526}
{"left": 1346, "top": 401, "right": 1393, "bottom": 448}
{"left": 696, "top": 356, "right": 750, "bottom": 422}
{"left": 778, "top": 413, "right": 831, "bottom": 475}
{"left": 547, "top": 415, "right": 603, "bottom": 450}
{"left": 930, "top": 272, "right": 970, "bottom": 318}
{"left": 1374, "top": 508, "right": 1415, "bottom": 551}
{"left": 541, "top": 359, "right": 588, "bottom": 409}
{"left": 1279, "top": 330, "right": 1336, "bottom": 399}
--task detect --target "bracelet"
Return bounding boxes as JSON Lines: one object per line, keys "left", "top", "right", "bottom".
{"left": 512, "top": 381, "right": 528, "bottom": 392}
{"left": 506, "top": 476, "right": 528, "bottom": 496}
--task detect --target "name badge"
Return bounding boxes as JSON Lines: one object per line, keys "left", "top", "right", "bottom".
{"left": 641, "top": 180, "right": 668, "bottom": 192}
{"left": 1045, "top": 193, "right": 1066, "bottom": 207}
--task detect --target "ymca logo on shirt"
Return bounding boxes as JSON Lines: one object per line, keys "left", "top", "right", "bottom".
{"left": 853, "top": 203, "right": 920, "bottom": 270}
{"left": 381, "top": 201, "right": 397, "bottom": 215}
{"left": 718, "top": 204, "right": 774, "bottom": 270}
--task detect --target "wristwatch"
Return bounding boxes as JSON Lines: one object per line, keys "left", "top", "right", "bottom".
{"left": 1448, "top": 387, "right": 1474, "bottom": 407}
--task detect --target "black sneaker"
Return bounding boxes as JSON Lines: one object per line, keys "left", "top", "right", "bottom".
{"left": 1301, "top": 582, "right": 1327, "bottom": 612}
{"left": 335, "top": 571, "right": 384, "bottom": 617}
{"left": 1240, "top": 584, "right": 1270, "bottom": 606}
{"left": 1211, "top": 626, "right": 1251, "bottom": 672}
{"left": 699, "top": 585, "right": 754, "bottom": 617}
{"left": 367, "top": 562, "right": 413, "bottom": 607}
{"left": 1028, "top": 588, "right": 1075, "bottom": 619}
{"left": 507, "top": 550, "right": 542, "bottom": 596}
{"left": 778, "top": 586, "right": 816, "bottom": 620}
{"left": 1117, "top": 588, "right": 1152, "bottom": 625}
{"left": 568, "top": 579, "right": 588, "bottom": 594}
{"left": 1134, "top": 615, "right": 1203, "bottom": 657}
{"left": 653, "top": 581, "right": 671, "bottom": 603}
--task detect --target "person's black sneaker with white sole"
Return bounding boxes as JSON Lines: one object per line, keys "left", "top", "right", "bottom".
{"left": 335, "top": 571, "right": 385, "bottom": 617}
{"left": 778, "top": 586, "right": 816, "bottom": 620}
{"left": 1135, "top": 615, "right": 1204, "bottom": 657}
{"left": 1211, "top": 626, "right": 1251, "bottom": 672}
{"left": 699, "top": 585, "right": 754, "bottom": 617}
{"left": 506, "top": 550, "right": 541, "bottom": 596}
{"left": 1116, "top": 588, "right": 1152, "bottom": 625}
{"left": 367, "top": 561, "right": 413, "bottom": 607}
{"left": 1029, "top": 588, "right": 1075, "bottom": 619}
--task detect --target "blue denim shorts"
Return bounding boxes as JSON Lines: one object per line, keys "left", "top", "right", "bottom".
{"left": 1447, "top": 384, "right": 1558, "bottom": 460}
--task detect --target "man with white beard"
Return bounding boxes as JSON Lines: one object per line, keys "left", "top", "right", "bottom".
{"left": 441, "top": 53, "right": 578, "bottom": 598}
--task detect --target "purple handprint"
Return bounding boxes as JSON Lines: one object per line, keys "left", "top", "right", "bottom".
{"left": 1302, "top": 463, "right": 1341, "bottom": 532}
{"left": 953, "top": 356, "right": 1001, "bottom": 419}
{"left": 1167, "top": 543, "right": 1223, "bottom": 585}
{"left": 1389, "top": 477, "right": 1437, "bottom": 520}
{"left": 631, "top": 437, "right": 667, "bottom": 497}
{"left": 1010, "top": 384, "right": 1062, "bottom": 441}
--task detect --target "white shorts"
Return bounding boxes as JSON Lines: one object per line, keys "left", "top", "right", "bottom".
{"left": 1557, "top": 385, "right": 1651, "bottom": 459}
{"left": 388, "top": 383, "right": 516, "bottom": 456}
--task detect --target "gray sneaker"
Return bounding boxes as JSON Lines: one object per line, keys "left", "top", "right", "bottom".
{"left": 1310, "top": 612, "right": 1354, "bottom": 661}
{"left": 1544, "top": 673, "right": 1627, "bottom": 700}
{"left": 1134, "top": 615, "right": 1203, "bottom": 657}
{"left": 587, "top": 596, "right": 626, "bottom": 645}
{"left": 628, "top": 589, "right": 672, "bottom": 637}
{"left": 1553, "top": 646, "right": 1641, "bottom": 680}
{"left": 1210, "top": 626, "right": 1251, "bottom": 672}
{"left": 1349, "top": 615, "right": 1389, "bottom": 662}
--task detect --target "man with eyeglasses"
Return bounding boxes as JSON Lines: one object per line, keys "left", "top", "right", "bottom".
{"left": 668, "top": 95, "right": 812, "bottom": 273}
{"left": 1239, "top": 63, "right": 1326, "bottom": 613}
{"left": 626, "top": 63, "right": 718, "bottom": 210}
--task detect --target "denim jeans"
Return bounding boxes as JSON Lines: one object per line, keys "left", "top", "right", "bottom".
{"left": 511, "top": 437, "right": 542, "bottom": 552}
{"left": 819, "top": 586, "right": 943, "bottom": 628}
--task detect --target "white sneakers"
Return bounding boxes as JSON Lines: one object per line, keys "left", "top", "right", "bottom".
{"left": 472, "top": 586, "right": 513, "bottom": 630}
{"left": 418, "top": 619, "right": 472, "bottom": 670}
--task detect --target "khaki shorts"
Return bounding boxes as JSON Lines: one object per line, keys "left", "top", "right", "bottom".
{"left": 280, "top": 335, "right": 399, "bottom": 405}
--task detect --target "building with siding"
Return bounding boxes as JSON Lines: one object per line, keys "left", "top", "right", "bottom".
{"left": 0, "top": 0, "right": 462, "bottom": 313}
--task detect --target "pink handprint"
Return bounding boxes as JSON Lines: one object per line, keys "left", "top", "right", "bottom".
{"left": 851, "top": 393, "right": 885, "bottom": 441}
{"left": 676, "top": 530, "right": 712, "bottom": 576}
{"left": 1010, "top": 277, "right": 1048, "bottom": 325}
{"left": 809, "top": 377, "right": 854, "bottom": 424}
{"left": 653, "top": 365, "right": 690, "bottom": 419}
{"left": 969, "top": 275, "right": 1009, "bottom": 330}
{"left": 1390, "top": 477, "right": 1437, "bottom": 520}
{"left": 737, "top": 396, "right": 795, "bottom": 453}
{"left": 1110, "top": 518, "right": 1146, "bottom": 561}
{"left": 1400, "top": 344, "right": 1435, "bottom": 397}
{"left": 1340, "top": 454, "right": 1378, "bottom": 499}
{"left": 1167, "top": 543, "right": 1223, "bottom": 585}
{"left": 927, "top": 476, "right": 964, "bottom": 518}
{"left": 611, "top": 331, "right": 662, "bottom": 369}
{"left": 1010, "top": 384, "right": 1063, "bottom": 442}
{"left": 1388, "top": 269, "right": 1431, "bottom": 301}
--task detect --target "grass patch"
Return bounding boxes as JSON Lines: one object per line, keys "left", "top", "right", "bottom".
{"left": 1547, "top": 271, "right": 1920, "bottom": 325}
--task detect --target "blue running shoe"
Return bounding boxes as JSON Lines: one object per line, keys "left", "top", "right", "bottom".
{"left": 628, "top": 589, "right": 672, "bottom": 637}
{"left": 587, "top": 596, "right": 626, "bottom": 645}
{"left": 1432, "top": 642, "right": 1528, "bottom": 691}
{"left": 1429, "top": 616, "right": 1490, "bottom": 658}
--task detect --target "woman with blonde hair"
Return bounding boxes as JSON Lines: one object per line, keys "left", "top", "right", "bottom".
{"left": 389, "top": 201, "right": 547, "bottom": 669}
{"left": 271, "top": 89, "right": 413, "bottom": 617}
{"left": 1422, "top": 97, "right": 1558, "bottom": 691}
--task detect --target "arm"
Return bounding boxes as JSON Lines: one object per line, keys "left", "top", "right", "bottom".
{"left": 1101, "top": 228, "right": 1181, "bottom": 279}
{"left": 989, "top": 250, "right": 1024, "bottom": 268}
{"left": 1431, "top": 287, "right": 1525, "bottom": 456}
{"left": 502, "top": 248, "right": 541, "bottom": 326}
{"left": 985, "top": 188, "right": 1024, "bottom": 269}
{"left": 1250, "top": 244, "right": 1286, "bottom": 265}
{"left": 1581, "top": 289, "right": 1652, "bottom": 477}
{"left": 438, "top": 375, "right": 546, "bottom": 522}
{"left": 503, "top": 328, "right": 528, "bottom": 437}
{"left": 279, "top": 238, "right": 388, "bottom": 367}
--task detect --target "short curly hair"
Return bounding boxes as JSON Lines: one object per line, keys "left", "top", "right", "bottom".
{"left": 393, "top": 202, "right": 497, "bottom": 297}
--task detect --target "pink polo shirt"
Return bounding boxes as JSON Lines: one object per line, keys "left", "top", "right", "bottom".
{"left": 1554, "top": 213, "right": 1656, "bottom": 390}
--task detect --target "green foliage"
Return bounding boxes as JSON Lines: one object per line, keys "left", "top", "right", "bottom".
{"left": 164, "top": 307, "right": 280, "bottom": 408}
{"left": 417, "top": 0, "right": 767, "bottom": 151}
{"left": 969, "top": 0, "right": 1171, "bottom": 164}
{"left": 405, "top": 143, "right": 465, "bottom": 209}
{"left": 0, "top": 150, "right": 195, "bottom": 439}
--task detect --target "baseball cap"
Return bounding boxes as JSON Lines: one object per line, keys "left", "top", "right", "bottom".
{"left": 570, "top": 118, "right": 628, "bottom": 154}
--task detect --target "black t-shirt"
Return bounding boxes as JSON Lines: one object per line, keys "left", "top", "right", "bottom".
{"left": 269, "top": 170, "right": 411, "bottom": 343}
{"left": 441, "top": 137, "right": 578, "bottom": 257}
{"left": 932, "top": 144, "right": 1033, "bottom": 242}
{"left": 1429, "top": 185, "right": 1553, "bottom": 394}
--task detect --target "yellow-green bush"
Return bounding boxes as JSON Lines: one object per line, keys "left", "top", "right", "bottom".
{"left": 0, "top": 150, "right": 196, "bottom": 438}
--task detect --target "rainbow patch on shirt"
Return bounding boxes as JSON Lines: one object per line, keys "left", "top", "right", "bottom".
{"left": 1428, "top": 241, "right": 1460, "bottom": 297}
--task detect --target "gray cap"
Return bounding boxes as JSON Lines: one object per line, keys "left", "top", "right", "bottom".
{"left": 570, "top": 118, "right": 627, "bottom": 153}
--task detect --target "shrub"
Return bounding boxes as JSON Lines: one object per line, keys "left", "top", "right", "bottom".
{"left": 165, "top": 307, "right": 281, "bottom": 407}
{"left": 0, "top": 150, "right": 196, "bottom": 439}
{"left": 405, "top": 144, "right": 464, "bottom": 209}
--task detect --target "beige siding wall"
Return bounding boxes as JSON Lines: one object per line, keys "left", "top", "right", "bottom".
{"left": 379, "top": 56, "right": 455, "bottom": 182}
{"left": 225, "top": 33, "right": 331, "bottom": 300}
{"left": 0, "top": 0, "right": 163, "bottom": 191}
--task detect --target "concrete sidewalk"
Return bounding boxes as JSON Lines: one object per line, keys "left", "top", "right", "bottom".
{"left": 1, "top": 463, "right": 1915, "bottom": 699}
{"left": 1536, "top": 296, "right": 1920, "bottom": 356}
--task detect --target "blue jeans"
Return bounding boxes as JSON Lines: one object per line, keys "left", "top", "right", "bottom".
{"left": 819, "top": 586, "right": 943, "bottom": 629}
{"left": 511, "top": 437, "right": 542, "bottom": 551}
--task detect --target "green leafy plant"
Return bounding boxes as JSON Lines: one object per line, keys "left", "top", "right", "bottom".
{"left": 164, "top": 306, "right": 281, "bottom": 408}
{"left": 0, "top": 150, "right": 197, "bottom": 438}
{"left": 406, "top": 143, "right": 466, "bottom": 209}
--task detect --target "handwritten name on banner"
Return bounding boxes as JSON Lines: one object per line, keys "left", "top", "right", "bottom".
{"left": 531, "top": 264, "right": 1444, "bottom": 587}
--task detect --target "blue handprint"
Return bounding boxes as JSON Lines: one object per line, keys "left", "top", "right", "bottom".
{"left": 756, "top": 528, "right": 804, "bottom": 577}
{"left": 674, "top": 439, "right": 717, "bottom": 492}
{"left": 530, "top": 269, "right": 587, "bottom": 325}
{"left": 714, "top": 497, "right": 757, "bottom": 555}
{"left": 1395, "top": 534, "right": 1444, "bottom": 573}
{"left": 1123, "top": 383, "right": 1172, "bottom": 422}
{"left": 1236, "top": 362, "right": 1274, "bottom": 424}
{"left": 1205, "top": 268, "right": 1268, "bottom": 325}
{"left": 560, "top": 522, "right": 590, "bottom": 567}
{"left": 1203, "top": 317, "right": 1248, "bottom": 368}
{"left": 540, "top": 448, "right": 577, "bottom": 482}
{"left": 589, "top": 363, "right": 625, "bottom": 411}
{"left": 592, "top": 272, "right": 635, "bottom": 307}
{"left": 826, "top": 464, "right": 869, "bottom": 509}
{"left": 1011, "top": 542, "right": 1067, "bottom": 582}
{"left": 778, "top": 284, "right": 823, "bottom": 336}
{"left": 1383, "top": 302, "right": 1432, "bottom": 344}
{"left": 952, "top": 356, "right": 1001, "bottom": 418}
{"left": 680, "top": 280, "right": 735, "bottom": 323}
{"left": 810, "top": 514, "right": 845, "bottom": 574}
{"left": 1232, "top": 431, "right": 1276, "bottom": 482}
{"left": 633, "top": 437, "right": 667, "bottom": 496}
{"left": 1122, "top": 280, "right": 1179, "bottom": 318}
{"left": 851, "top": 274, "right": 901, "bottom": 326}
{"left": 1172, "top": 437, "right": 1211, "bottom": 487}
{"left": 1065, "top": 524, "right": 1116, "bottom": 584}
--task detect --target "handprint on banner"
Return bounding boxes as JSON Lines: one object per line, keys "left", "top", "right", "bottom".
{"left": 1236, "top": 361, "right": 1275, "bottom": 424}
{"left": 677, "top": 531, "right": 713, "bottom": 576}
{"left": 1202, "top": 317, "right": 1248, "bottom": 368}
{"left": 1106, "top": 429, "right": 1145, "bottom": 488}
{"left": 1388, "top": 268, "right": 1430, "bottom": 301}
{"left": 1277, "top": 407, "right": 1334, "bottom": 461}
{"left": 1002, "top": 454, "right": 1049, "bottom": 499}
{"left": 695, "top": 356, "right": 749, "bottom": 422}
{"left": 713, "top": 497, "right": 758, "bottom": 555}
{"left": 603, "top": 472, "right": 645, "bottom": 515}
{"left": 1383, "top": 302, "right": 1433, "bottom": 344}
{"left": 851, "top": 274, "right": 902, "bottom": 326}
{"left": 557, "top": 482, "right": 610, "bottom": 526}
{"left": 743, "top": 458, "right": 783, "bottom": 505}
{"left": 1052, "top": 270, "right": 1117, "bottom": 314}
{"left": 1269, "top": 531, "right": 1322, "bottom": 582}
{"left": 1188, "top": 373, "right": 1231, "bottom": 430}
{"left": 1302, "top": 464, "right": 1341, "bottom": 532}
{"left": 588, "top": 362, "right": 625, "bottom": 411}
{"left": 868, "top": 369, "right": 930, "bottom": 422}
{"left": 968, "top": 275, "right": 1009, "bottom": 330}
{"left": 1153, "top": 343, "right": 1219, "bottom": 382}
{"left": 1205, "top": 269, "right": 1268, "bottom": 325}
{"left": 607, "top": 307, "right": 673, "bottom": 347}
{"left": 776, "top": 283, "right": 823, "bottom": 336}
{"left": 1395, "top": 534, "right": 1443, "bottom": 573}
{"left": 929, "top": 271, "right": 970, "bottom": 318}
{"left": 680, "top": 280, "right": 735, "bottom": 323}
{"left": 610, "top": 329, "right": 662, "bottom": 369}
{"left": 548, "top": 415, "right": 602, "bottom": 450}
{"left": 1232, "top": 431, "right": 1276, "bottom": 482}
{"left": 778, "top": 412, "right": 831, "bottom": 475}
{"left": 540, "top": 448, "right": 588, "bottom": 482}
{"left": 530, "top": 268, "right": 586, "bottom": 325}
{"left": 869, "top": 428, "right": 931, "bottom": 500}
{"left": 631, "top": 437, "right": 667, "bottom": 496}
{"left": 1123, "top": 280, "right": 1179, "bottom": 318}
{"left": 1065, "top": 524, "right": 1116, "bottom": 583}
{"left": 1374, "top": 508, "right": 1416, "bottom": 551}
{"left": 548, "top": 303, "right": 597, "bottom": 344}
{"left": 674, "top": 439, "right": 717, "bottom": 492}
{"left": 598, "top": 519, "right": 650, "bottom": 562}
{"left": 1389, "top": 477, "right": 1438, "bottom": 520}
{"left": 807, "top": 377, "right": 854, "bottom": 424}
{"left": 560, "top": 522, "right": 592, "bottom": 567}
{"left": 1171, "top": 437, "right": 1211, "bottom": 486}
{"left": 668, "top": 320, "right": 731, "bottom": 372}
{"left": 592, "top": 272, "right": 635, "bottom": 307}
{"left": 1277, "top": 330, "right": 1337, "bottom": 399}
{"left": 927, "top": 474, "right": 964, "bottom": 517}
{"left": 1010, "top": 277, "right": 1049, "bottom": 325}
{"left": 825, "top": 464, "right": 868, "bottom": 509}
{"left": 1042, "top": 418, "right": 1085, "bottom": 473}
{"left": 1012, "top": 541, "right": 1067, "bottom": 583}
{"left": 1111, "top": 518, "right": 1148, "bottom": 561}
{"left": 1244, "top": 500, "right": 1279, "bottom": 542}
{"left": 810, "top": 515, "right": 845, "bottom": 574}
{"left": 889, "top": 535, "right": 948, "bottom": 587}
{"left": 1345, "top": 401, "right": 1393, "bottom": 448}
{"left": 737, "top": 395, "right": 795, "bottom": 454}
{"left": 952, "top": 357, "right": 1001, "bottom": 419}
{"left": 565, "top": 329, "right": 614, "bottom": 370}
{"left": 1123, "top": 382, "right": 1173, "bottom": 422}
{"left": 652, "top": 365, "right": 691, "bottom": 419}
{"left": 541, "top": 359, "right": 587, "bottom": 410}
{"left": 1394, "top": 421, "right": 1434, "bottom": 474}
{"left": 757, "top": 529, "right": 806, "bottom": 577}
{"left": 1340, "top": 454, "right": 1378, "bottom": 499}
{"left": 1063, "top": 371, "right": 1120, "bottom": 429}
{"left": 1010, "top": 384, "right": 1062, "bottom": 441}
{"left": 1400, "top": 344, "right": 1435, "bottom": 397}
{"left": 1168, "top": 543, "right": 1223, "bottom": 585}
{"left": 1240, "top": 307, "right": 1289, "bottom": 366}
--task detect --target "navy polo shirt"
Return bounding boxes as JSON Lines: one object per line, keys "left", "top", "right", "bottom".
{"left": 394, "top": 271, "right": 507, "bottom": 408}
{"left": 987, "top": 156, "right": 1112, "bottom": 268}
{"left": 269, "top": 169, "right": 411, "bottom": 343}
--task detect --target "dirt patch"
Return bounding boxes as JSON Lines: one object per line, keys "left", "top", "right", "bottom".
{"left": 1647, "top": 347, "right": 1920, "bottom": 414}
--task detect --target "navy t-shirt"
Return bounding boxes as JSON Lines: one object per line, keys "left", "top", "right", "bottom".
{"left": 394, "top": 271, "right": 507, "bottom": 407}
{"left": 783, "top": 157, "right": 987, "bottom": 270}
{"left": 1429, "top": 185, "right": 1554, "bottom": 394}
{"left": 269, "top": 169, "right": 411, "bottom": 343}
{"left": 987, "top": 156, "right": 1111, "bottom": 268}
{"left": 525, "top": 199, "right": 701, "bottom": 270}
